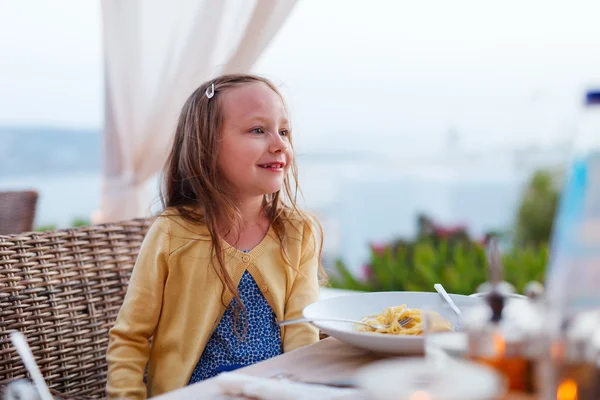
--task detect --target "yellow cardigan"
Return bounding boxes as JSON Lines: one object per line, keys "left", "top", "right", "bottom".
{"left": 106, "top": 210, "right": 320, "bottom": 399}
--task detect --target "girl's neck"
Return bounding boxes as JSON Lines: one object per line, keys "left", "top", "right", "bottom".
{"left": 219, "top": 195, "right": 270, "bottom": 251}
{"left": 237, "top": 195, "right": 265, "bottom": 226}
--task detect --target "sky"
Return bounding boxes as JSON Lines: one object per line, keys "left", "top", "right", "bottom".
{"left": 1, "top": 0, "right": 600, "bottom": 156}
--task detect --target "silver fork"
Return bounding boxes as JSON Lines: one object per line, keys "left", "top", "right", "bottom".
{"left": 277, "top": 317, "right": 413, "bottom": 330}
{"left": 271, "top": 372, "right": 357, "bottom": 388}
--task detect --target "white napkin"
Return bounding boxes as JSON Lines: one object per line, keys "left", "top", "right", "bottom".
{"left": 3, "top": 380, "right": 42, "bottom": 400}
{"left": 213, "top": 373, "right": 360, "bottom": 400}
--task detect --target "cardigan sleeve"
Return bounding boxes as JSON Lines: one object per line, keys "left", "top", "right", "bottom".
{"left": 106, "top": 217, "right": 170, "bottom": 400}
{"left": 282, "top": 216, "right": 321, "bottom": 352}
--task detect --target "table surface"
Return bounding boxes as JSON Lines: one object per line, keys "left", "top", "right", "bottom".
{"left": 153, "top": 337, "right": 536, "bottom": 399}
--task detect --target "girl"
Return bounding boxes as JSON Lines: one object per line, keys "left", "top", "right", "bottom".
{"left": 106, "top": 74, "right": 325, "bottom": 399}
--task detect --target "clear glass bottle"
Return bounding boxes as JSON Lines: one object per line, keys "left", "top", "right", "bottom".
{"left": 545, "top": 89, "right": 600, "bottom": 314}
{"left": 540, "top": 89, "right": 600, "bottom": 399}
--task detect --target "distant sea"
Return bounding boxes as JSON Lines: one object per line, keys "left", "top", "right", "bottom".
{"left": 0, "top": 171, "right": 102, "bottom": 228}
{"left": 0, "top": 163, "right": 528, "bottom": 272}
{"left": 0, "top": 126, "right": 568, "bottom": 271}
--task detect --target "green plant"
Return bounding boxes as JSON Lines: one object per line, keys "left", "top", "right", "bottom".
{"left": 328, "top": 171, "right": 558, "bottom": 295}
{"left": 35, "top": 217, "right": 91, "bottom": 232}
{"left": 70, "top": 217, "right": 90, "bottom": 227}
{"left": 515, "top": 169, "right": 561, "bottom": 247}
{"left": 329, "top": 239, "right": 548, "bottom": 295}
{"left": 36, "top": 224, "right": 57, "bottom": 232}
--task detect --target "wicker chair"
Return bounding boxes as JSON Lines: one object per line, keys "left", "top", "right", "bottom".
{"left": 0, "top": 218, "right": 152, "bottom": 399}
{"left": 0, "top": 191, "right": 39, "bottom": 235}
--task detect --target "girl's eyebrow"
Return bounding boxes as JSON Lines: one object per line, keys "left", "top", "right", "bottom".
{"left": 245, "top": 115, "right": 290, "bottom": 125}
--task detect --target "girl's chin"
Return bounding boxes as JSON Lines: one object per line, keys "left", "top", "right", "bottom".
{"left": 260, "top": 183, "right": 285, "bottom": 195}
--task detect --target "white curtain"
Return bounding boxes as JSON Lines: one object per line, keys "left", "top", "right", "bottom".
{"left": 94, "top": 0, "right": 297, "bottom": 224}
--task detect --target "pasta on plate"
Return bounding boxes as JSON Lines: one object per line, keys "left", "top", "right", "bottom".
{"left": 354, "top": 304, "right": 453, "bottom": 335}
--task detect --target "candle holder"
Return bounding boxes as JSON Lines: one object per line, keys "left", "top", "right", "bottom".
{"left": 538, "top": 310, "right": 600, "bottom": 400}
{"left": 465, "top": 239, "right": 544, "bottom": 394}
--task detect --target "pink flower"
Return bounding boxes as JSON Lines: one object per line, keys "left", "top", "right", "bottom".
{"left": 370, "top": 243, "right": 386, "bottom": 256}
{"left": 362, "top": 264, "right": 373, "bottom": 281}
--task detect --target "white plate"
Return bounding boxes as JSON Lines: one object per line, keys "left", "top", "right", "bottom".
{"left": 302, "top": 291, "right": 484, "bottom": 355}
{"left": 356, "top": 357, "right": 506, "bottom": 399}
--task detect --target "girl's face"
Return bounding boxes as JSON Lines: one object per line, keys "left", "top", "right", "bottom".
{"left": 217, "top": 82, "right": 292, "bottom": 200}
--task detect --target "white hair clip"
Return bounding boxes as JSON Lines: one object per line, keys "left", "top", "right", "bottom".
{"left": 205, "top": 83, "right": 215, "bottom": 99}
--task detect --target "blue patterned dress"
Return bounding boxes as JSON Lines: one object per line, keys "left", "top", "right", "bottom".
{"left": 187, "top": 254, "right": 282, "bottom": 384}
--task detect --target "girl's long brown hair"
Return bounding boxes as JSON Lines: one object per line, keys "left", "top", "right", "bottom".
{"left": 159, "top": 74, "right": 326, "bottom": 333}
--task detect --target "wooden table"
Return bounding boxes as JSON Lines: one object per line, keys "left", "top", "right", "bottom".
{"left": 154, "top": 337, "right": 536, "bottom": 399}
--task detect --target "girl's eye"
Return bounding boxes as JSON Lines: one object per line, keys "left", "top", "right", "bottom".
{"left": 251, "top": 127, "right": 265, "bottom": 134}
{"left": 279, "top": 129, "right": 288, "bottom": 136}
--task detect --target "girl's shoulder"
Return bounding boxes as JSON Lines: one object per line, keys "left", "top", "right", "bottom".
{"left": 149, "top": 207, "right": 211, "bottom": 253}
{"left": 156, "top": 207, "right": 210, "bottom": 235}
{"left": 278, "top": 207, "right": 322, "bottom": 244}
{"left": 279, "top": 206, "right": 316, "bottom": 226}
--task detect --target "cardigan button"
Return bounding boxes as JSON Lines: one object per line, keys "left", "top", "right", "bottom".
{"left": 261, "top": 284, "right": 268, "bottom": 292}
{"left": 241, "top": 255, "right": 250, "bottom": 262}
